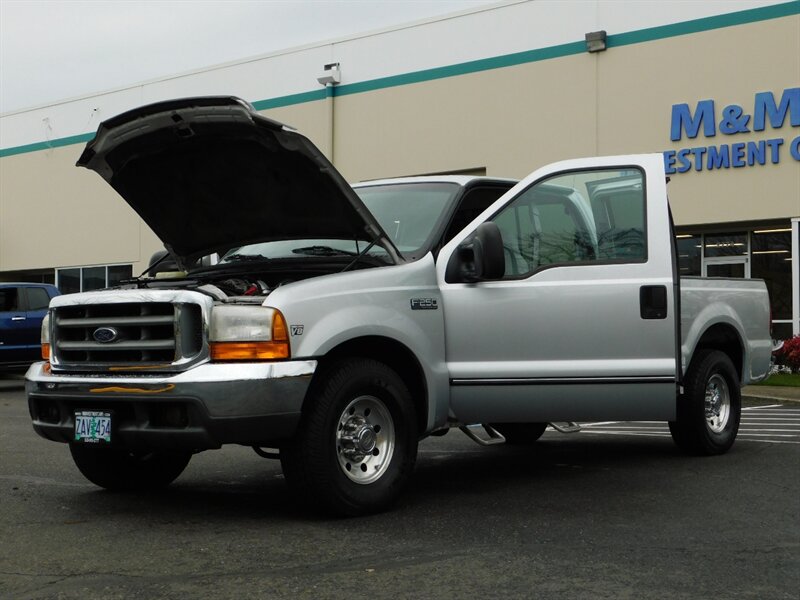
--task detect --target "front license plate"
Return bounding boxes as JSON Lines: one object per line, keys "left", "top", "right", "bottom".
{"left": 74, "top": 411, "right": 112, "bottom": 444}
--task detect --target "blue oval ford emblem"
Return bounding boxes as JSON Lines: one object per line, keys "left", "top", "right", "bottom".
{"left": 93, "top": 327, "right": 119, "bottom": 344}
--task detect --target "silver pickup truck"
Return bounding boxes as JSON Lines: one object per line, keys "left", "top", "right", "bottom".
{"left": 26, "top": 97, "right": 772, "bottom": 516}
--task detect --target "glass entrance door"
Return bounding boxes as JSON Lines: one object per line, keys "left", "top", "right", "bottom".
{"left": 704, "top": 258, "right": 749, "bottom": 278}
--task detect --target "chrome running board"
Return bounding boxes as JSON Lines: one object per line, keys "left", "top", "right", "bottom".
{"left": 549, "top": 422, "right": 581, "bottom": 433}
{"left": 460, "top": 424, "right": 506, "bottom": 446}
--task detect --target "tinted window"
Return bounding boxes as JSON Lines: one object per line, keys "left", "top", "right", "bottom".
{"left": 752, "top": 229, "right": 792, "bottom": 320}
{"left": 704, "top": 232, "right": 747, "bottom": 257}
{"left": 83, "top": 267, "right": 106, "bottom": 292}
{"left": 59, "top": 268, "right": 80, "bottom": 294}
{"left": 26, "top": 287, "right": 52, "bottom": 311}
{"left": 443, "top": 187, "right": 509, "bottom": 245}
{"left": 676, "top": 235, "right": 701, "bottom": 276}
{"left": 0, "top": 288, "right": 20, "bottom": 311}
{"left": 491, "top": 169, "right": 645, "bottom": 278}
{"left": 108, "top": 265, "right": 133, "bottom": 286}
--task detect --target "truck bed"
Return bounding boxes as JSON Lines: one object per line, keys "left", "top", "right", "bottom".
{"left": 679, "top": 276, "right": 772, "bottom": 384}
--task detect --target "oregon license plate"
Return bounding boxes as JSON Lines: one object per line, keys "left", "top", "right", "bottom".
{"left": 74, "top": 411, "right": 112, "bottom": 443}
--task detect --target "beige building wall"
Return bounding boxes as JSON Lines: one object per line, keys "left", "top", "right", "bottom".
{"left": 0, "top": 145, "right": 160, "bottom": 275}
{"left": 266, "top": 15, "right": 798, "bottom": 229}
{"left": 597, "top": 17, "right": 800, "bottom": 226}
{"left": 0, "top": 5, "right": 797, "bottom": 278}
{"left": 328, "top": 55, "right": 597, "bottom": 182}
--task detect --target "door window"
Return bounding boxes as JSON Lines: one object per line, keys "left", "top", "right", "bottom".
{"left": 26, "top": 287, "right": 52, "bottom": 311}
{"left": 491, "top": 169, "right": 646, "bottom": 278}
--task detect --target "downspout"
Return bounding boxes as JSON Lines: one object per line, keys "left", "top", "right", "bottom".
{"left": 317, "top": 62, "right": 341, "bottom": 164}
{"left": 326, "top": 83, "right": 335, "bottom": 164}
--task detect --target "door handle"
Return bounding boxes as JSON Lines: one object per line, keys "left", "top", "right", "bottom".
{"left": 11, "top": 316, "right": 26, "bottom": 321}
{"left": 640, "top": 285, "right": 667, "bottom": 319}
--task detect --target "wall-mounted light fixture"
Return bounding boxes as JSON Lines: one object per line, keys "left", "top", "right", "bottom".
{"left": 317, "top": 62, "right": 341, "bottom": 86}
{"left": 585, "top": 30, "right": 607, "bottom": 53}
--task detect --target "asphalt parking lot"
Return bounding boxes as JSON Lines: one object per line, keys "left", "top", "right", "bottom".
{"left": 1, "top": 376, "right": 798, "bottom": 599}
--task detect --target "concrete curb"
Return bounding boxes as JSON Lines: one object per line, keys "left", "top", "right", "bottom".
{"left": 742, "top": 394, "right": 800, "bottom": 405}
{"left": 741, "top": 384, "right": 800, "bottom": 405}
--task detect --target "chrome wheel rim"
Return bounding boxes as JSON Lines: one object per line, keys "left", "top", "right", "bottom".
{"left": 336, "top": 395, "right": 395, "bottom": 484}
{"left": 704, "top": 374, "right": 730, "bottom": 433}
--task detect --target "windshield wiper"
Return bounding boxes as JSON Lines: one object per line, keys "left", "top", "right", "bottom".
{"left": 221, "top": 253, "right": 269, "bottom": 262}
{"left": 189, "top": 253, "right": 270, "bottom": 276}
{"left": 291, "top": 246, "right": 359, "bottom": 257}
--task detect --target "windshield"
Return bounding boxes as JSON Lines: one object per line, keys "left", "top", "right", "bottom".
{"left": 355, "top": 182, "right": 459, "bottom": 257}
{"left": 217, "top": 238, "right": 390, "bottom": 265}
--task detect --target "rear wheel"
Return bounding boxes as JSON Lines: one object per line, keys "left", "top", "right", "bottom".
{"left": 280, "top": 358, "right": 418, "bottom": 516}
{"left": 69, "top": 444, "right": 191, "bottom": 490}
{"left": 669, "top": 349, "right": 741, "bottom": 455}
{"left": 490, "top": 422, "right": 548, "bottom": 445}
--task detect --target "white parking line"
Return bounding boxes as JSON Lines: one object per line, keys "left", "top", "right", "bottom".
{"left": 736, "top": 439, "right": 800, "bottom": 445}
{"left": 575, "top": 404, "right": 800, "bottom": 444}
{"left": 587, "top": 429, "right": 670, "bottom": 437}
{"left": 740, "top": 429, "right": 800, "bottom": 433}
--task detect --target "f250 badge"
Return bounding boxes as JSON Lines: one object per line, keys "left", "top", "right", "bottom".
{"left": 290, "top": 325, "right": 304, "bottom": 336}
{"left": 410, "top": 298, "right": 438, "bottom": 310}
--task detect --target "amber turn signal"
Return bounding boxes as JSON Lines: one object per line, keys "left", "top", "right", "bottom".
{"left": 272, "top": 310, "right": 289, "bottom": 342}
{"left": 210, "top": 341, "right": 289, "bottom": 361}
{"left": 41, "top": 343, "right": 50, "bottom": 360}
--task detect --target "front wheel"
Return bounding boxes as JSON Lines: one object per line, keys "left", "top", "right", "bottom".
{"left": 669, "top": 349, "right": 741, "bottom": 455}
{"left": 70, "top": 444, "right": 191, "bottom": 490}
{"left": 280, "top": 358, "right": 418, "bottom": 516}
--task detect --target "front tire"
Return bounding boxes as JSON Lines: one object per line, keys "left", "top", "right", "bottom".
{"left": 669, "top": 349, "right": 741, "bottom": 455}
{"left": 69, "top": 445, "right": 191, "bottom": 490}
{"left": 280, "top": 358, "right": 418, "bottom": 516}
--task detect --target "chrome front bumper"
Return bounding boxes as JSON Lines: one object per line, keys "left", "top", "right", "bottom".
{"left": 25, "top": 360, "right": 316, "bottom": 450}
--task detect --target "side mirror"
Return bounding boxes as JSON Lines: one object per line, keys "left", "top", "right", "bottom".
{"left": 196, "top": 253, "right": 219, "bottom": 268}
{"left": 472, "top": 222, "right": 505, "bottom": 280}
{"left": 445, "top": 222, "right": 505, "bottom": 283}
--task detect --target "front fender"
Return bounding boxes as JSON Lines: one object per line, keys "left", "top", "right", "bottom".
{"left": 266, "top": 256, "right": 450, "bottom": 431}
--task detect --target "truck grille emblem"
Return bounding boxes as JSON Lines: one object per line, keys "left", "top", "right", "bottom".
{"left": 93, "top": 327, "right": 120, "bottom": 343}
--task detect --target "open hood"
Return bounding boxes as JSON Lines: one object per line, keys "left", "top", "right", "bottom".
{"left": 77, "top": 96, "right": 401, "bottom": 268}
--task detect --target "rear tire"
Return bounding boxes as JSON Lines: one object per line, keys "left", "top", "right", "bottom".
{"left": 69, "top": 444, "right": 191, "bottom": 490}
{"left": 280, "top": 358, "right": 418, "bottom": 516}
{"left": 490, "top": 422, "right": 548, "bottom": 445}
{"left": 669, "top": 349, "right": 741, "bottom": 455}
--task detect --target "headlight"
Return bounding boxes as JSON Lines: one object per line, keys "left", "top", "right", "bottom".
{"left": 41, "top": 313, "right": 51, "bottom": 360}
{"left": 209, "top": 306, "right": 290, "bottom": 361}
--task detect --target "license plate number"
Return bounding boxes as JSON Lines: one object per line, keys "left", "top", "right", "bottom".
{"left": 74, "top": 411, "right": 112, "bottom": 443}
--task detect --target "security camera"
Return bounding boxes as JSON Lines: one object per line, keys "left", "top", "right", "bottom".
{"left": 317, "top": 62, "right": 341, "bottom": 86}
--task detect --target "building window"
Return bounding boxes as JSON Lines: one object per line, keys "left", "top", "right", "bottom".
{"left": 56, "top": 264, "right": 133, "bottom": 293}
{"left": 676, "top": 234, "right": 701, "bottom": 276}
{"left": 704, "top": 232, "right": 748, "bottom": 257}
{"left": 752, "top": 228, "right": 793, "bottom": 340}
{"left": 58, "top": 268, "right": 81, "bottom": 294}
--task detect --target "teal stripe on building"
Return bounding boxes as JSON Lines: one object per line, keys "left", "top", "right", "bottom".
{"left": 1, "top": 0, "right": 798, "bottom": 158}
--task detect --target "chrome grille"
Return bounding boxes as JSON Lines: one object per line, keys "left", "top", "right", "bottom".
{"left": 52, "top": 302, "right": 203, "bottom": 368}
